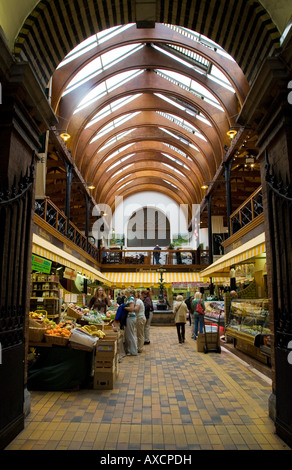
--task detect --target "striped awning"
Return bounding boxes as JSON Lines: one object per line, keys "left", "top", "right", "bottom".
{"left": 201, "top": 232, "right": 266, "bottom": 278}
{"left": 32, "top": 234, "right": 111, "bottom": 285}
{"left": 105, "top": 271, "right": 215, "bottom": 287}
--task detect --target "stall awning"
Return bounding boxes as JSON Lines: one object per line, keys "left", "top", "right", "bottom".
{"left": 105, "top": 271, "right": 223, "bottom": 287}
{"left": 201, "top": 232, "right": 266, "bottom": 278}
{"left": 32, "top": 234, "right": 111, "bottom": 285}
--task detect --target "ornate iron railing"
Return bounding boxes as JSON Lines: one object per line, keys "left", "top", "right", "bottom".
{"left": 101, "top": 248, "right": 209, "bottom": 266}
{"left": 230, "top": 186, "right": 263, "bottom": 235}
{"left": 34, "top": 198, "right": 99, "bottom": 261}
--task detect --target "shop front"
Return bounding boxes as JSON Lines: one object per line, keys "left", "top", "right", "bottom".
{"left": 201, "top": 232, "right": 270, "bottom": 365}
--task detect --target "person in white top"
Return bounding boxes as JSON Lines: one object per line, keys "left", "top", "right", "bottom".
{"left": 134, "top": 291, "right": 146, "bottom": 353}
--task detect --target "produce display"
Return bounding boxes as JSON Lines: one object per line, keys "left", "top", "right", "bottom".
{"left": 204, "top": 301, "right": 225, "bottom": 321}
{"left": 29, "top": 302, "right": 118, "bottom": 347}
{"left": 45, "top": 323, "right": 72, "bottom": 338}
{"left": 79, "top": 325, "right": 106, "bottom": 338}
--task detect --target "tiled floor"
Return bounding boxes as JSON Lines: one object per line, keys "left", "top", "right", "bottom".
{"left": 5, "top": 325, "right": 290, "bottom": 450}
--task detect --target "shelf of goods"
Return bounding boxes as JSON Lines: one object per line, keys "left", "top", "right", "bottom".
{"left": 225, "top": 298, "right": 271, "bottom": 364}
{"left": 204, "top": 301, "right": 225, "bottom": 326}
{"left": 30, "top": 273, "right": 60, "bottom": 319}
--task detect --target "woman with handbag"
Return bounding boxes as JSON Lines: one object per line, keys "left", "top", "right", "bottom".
{"left": 173, "top": 295, "right": 189, "bottom": 344}
{"left": 191, "top": 291, "right": 206, "bottom": 340}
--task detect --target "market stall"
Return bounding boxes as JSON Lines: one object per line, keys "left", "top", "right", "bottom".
{"left": 28, "top": 304, "right": 120, "bottom": 391}
{"left": 225, "top": 298, "right": 271, "bottom": 364}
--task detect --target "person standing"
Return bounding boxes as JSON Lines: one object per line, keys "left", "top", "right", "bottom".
{"left": 153, "top": 244, "right": 161, "bottom": 264}
{"left": 191, "top": 291, "right": 206, "bottom": 340}
{"left": 123, "top": 287, "right": 138, "bottom": 356}
{"left": 141, "top": 289, "right": 153, "bottom": 344}
{"left": 116, "top": 291, "right": 125, "bottom": 305}
{"left": 88, "top": 287, "right": 111, "bottom": 313}
{"left": 134, "top": 290, "right": 146, "bottom": 353}
{"left": 173, "top": 295, "right": 188, "bottom": 343}
{"left": 185, "top": 294, "right": 194, "bottom": 326}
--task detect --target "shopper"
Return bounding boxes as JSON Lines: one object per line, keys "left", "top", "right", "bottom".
{"left": 185, "top": 294, "right": 194, "bottom": 325}
{"left": 153, "top": 244, "right": 161, "bottom": 264}
{"left": 123, "top": 287, "right": 138, "bottom": 356}
{"left": 230, "top": 290, "right": 238, "bottom": 299}
{"left": 141, "top": 289, "right": 153, "bottom": 344}
{"left": 191, "top": 291, "right": 205, "bottom": 340}
{"left": 88, "top": 287, "right": 112, "bottom": 313}
{"left": 173, "top": 295, "right": 188, "bottom": 344}
{"left": 116, "top": 291, "right": 125, "bottom": 305}
{"left": 134, "top": 290, "right": 146, "bottom": 353}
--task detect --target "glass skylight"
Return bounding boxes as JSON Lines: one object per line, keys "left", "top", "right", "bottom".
{"left": 112, "top": 164, "right": 133, "bottom": 178}
{"left": 103, "top": 144, "right": 135, "bottom": 162}
{"left": 64, "top": 44, "right": 143, "bottom": 95}
{"left": 163, "top": 179, "right": 179, "bottom": 189}
{"left": 161, "top": 152, "right": 191, "bottom": 170}
{"left": 98, "top": 129, "right": 135, "bottom": 152}
{"left": 73, "top": 70, "right": 143, "bottom": 113}
{"left": 155, "top": 69, "right": 224, "bottom": 111}
{"left": 58, "top": 24, "right": 135, "bottom": 68}
{"left": 106, "top": 155, "right": 134, "bottom": 172}
{"left": 90, "top": 112, "right": 140, "bottom": 143}
{"left": 86, "top": 94, "right": 142, "bottom": 128}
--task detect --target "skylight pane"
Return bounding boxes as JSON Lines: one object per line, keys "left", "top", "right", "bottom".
{"left": 90, "top": 112, "right": 140, "bottom": 143}
{"left": 103, "top": 144, "right": 134, "bottom": 162}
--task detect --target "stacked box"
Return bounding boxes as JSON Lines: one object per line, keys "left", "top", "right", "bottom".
{"left": 197, "top": 332, "right": 219, "bottom": 352}
{"left": 93, "top": 337, "right": 118, "bottom": 390}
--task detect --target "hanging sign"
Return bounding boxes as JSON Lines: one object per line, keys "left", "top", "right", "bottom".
{"left": 31, "top": 254, "right": 52, "bottom": 274}
{"left": 64, "top": 267, "right": 77, "bottom": 280}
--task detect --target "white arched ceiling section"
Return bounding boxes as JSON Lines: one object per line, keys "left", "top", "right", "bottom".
{"left": 112, "top": 192, "right": 189, "bottom": 248}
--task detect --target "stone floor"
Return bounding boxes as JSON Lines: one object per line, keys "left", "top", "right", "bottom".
{"left": 5, "top": 325, "right": 291, "bottom": 451}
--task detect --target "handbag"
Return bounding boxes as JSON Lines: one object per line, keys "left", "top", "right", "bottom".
{"left": 196, "top": 299, "right": 204, "bottom": 315}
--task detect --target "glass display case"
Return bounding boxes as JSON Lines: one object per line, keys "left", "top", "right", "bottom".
{"left": 204, "top": 301, "right": 225, "bottom": 325}
{"left": 226, "top": 298, "right": 271, "bottom": 363}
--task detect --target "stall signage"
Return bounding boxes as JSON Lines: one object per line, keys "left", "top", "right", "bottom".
{"left": 31, "top": 254, "right": 52, "bottom": 274}
{"left": 64, "top": 267, "right": 77, "bottom": 280}
{"left": 172, "top": 282, "right": 208, "bottom": 287}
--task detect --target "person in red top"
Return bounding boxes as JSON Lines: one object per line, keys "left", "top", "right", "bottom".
{"left": 191, "top": 291, "right": 206, "bottom": 340}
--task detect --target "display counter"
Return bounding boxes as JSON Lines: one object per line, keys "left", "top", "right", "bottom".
{"left": 204, "top": 301, "right": 225, "bottom": 326}
{"left": 225, "top": 298, "right": 271, "bottom": 364}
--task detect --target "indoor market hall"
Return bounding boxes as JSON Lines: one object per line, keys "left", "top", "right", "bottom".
{"left": 5, "top": 325, "right": 289, "bottom": 451}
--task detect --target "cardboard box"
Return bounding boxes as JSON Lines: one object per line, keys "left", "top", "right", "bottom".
{"left": 95, "top": 338, "right": 117, "bottom": 358}
{"left": 93, "top": 371, "right": 114, "bottom": 390}
{"left": 94, "top": 358, "right": 115, "bottom": 371}
{"left": 197, "top": 332, "right": 219, "bottom": 352}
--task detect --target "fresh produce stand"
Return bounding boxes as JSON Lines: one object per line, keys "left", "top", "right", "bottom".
{"left": 28, "top": 304, "right": 120, "bottom": 391}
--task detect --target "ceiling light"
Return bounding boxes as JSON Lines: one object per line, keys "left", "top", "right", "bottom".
{"left": 87, "top": 183, "right": 95, "bottom": 189}
{"left": 60, "top": 132, "right": 71, "bottom": 142}
{"left": 226, "top": 129, "right": 237, "bottom": 140}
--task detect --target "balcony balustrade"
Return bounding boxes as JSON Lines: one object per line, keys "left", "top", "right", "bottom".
{"left": 34, "top": 198, "right": 209, "bottom": 269}
{"left": 34, "top": 198, "right": 99, "bottom": 261}
{"left": 101, "top": 248, "right": 209, "bottom": 267}
{"left": 230, "top": 186, "right": 263, "bottom": 236}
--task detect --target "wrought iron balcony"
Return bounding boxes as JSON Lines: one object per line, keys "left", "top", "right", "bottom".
{"left": 33, "top": 198, "right": 209, "bottom": 269}
{"left": 34, "top": 197, "right": 99, "bottom": 260}
{"left": 101, "top": 248, "right": 209, "bottom": 268}
{"left": 230, "top": 186, "right": 263, "bottom": 236}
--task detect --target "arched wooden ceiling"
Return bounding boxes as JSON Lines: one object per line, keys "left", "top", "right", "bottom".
{"left": 14, "top": 1, "right": 280, "bottom": 230}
